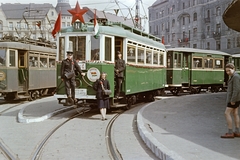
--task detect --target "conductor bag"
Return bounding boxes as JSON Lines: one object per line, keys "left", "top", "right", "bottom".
{"left": 65, "top": 71, "right": 75, "bottom": 79}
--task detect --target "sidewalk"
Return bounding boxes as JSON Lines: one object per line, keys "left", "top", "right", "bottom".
{"left": 137, "top": 92, "right": 240, "bottom": 160}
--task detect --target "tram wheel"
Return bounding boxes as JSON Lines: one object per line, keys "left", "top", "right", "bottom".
{"left": 170, "top": 89, "right": 179, "bottom": 96}
{"left": 31, "top": 91, "right": 38, "bottom": 100}
{"left": 125, "top": 97, "right": 132, "bottom": 110}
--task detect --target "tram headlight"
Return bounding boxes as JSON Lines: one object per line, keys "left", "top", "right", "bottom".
{"left": 0, "top": 71, "right": 6, "bottom": 81}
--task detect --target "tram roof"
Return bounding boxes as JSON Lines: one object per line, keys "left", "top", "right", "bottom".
{"left": 166, "top": 47, "right": 230, "bottom": 56}
{"left": 232, "top": 54, "right": 240, "bottom": 58}
{"left": 60, "top": 22, "right": 165, "bottom": 51}
{"left": 0, "top": 42, "right": 56, "bottom": 54}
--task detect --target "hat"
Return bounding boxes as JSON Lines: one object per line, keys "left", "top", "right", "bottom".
{"left": 226, "top": 63, "right": 235, "bottom": 69}
{"left": 67, "top": 51, "right": 73, "bottom": 55}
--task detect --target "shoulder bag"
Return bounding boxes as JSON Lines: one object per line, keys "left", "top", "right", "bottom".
{"left": 100, "top": 81, "right": 112, "bottom": 95}
{"left": 65, "top": 61, "right": 75, "bottom": 79}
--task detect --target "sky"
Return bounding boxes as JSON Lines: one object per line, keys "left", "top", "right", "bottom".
{"left": 0, "top": 0, "right": 157, "bottom": 31}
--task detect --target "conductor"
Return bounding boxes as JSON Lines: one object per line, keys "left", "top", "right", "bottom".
{"left": 114, "top": 51, "right": 125, "bottom": 98}
{"left": 61, "top": 51, "right": 85, "bottom": 106}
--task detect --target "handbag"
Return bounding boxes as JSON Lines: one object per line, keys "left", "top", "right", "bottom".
{"left": 65, "top": 61, "right": 75, "bottom": 79}
{"left": 100, "top": 81, "right": 112, "bottom": 95}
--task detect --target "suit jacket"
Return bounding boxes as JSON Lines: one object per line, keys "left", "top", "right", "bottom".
{"left": 115, "top": 58, "right": 125, "bottom": 78}
{"left": 61, "top": 58, "right": 82, "bottom": 79}
{"left": 93, "top": 79, "right": 110, "bottom": 100}
{"left": 226, "top": 72, "right": 240, "bottom": 105}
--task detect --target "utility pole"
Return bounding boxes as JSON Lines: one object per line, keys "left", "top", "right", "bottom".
{"left": 135, "top": 0, "right": 141, "bottom": 29}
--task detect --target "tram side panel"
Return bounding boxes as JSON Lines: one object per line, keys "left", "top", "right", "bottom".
{"left": 125, "top": 65, "right": 166, "bottom": 95}
{"left": 0, "top": 68, "right": 18, "bottom": 93}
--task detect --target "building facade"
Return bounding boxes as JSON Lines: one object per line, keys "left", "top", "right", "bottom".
{"left": 149, "top": 0, "right": 240, "bottom": 54}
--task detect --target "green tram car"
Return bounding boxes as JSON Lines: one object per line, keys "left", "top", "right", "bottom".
{"left": 0, "top": 40, "right": 57, "bottom": 100}
{"left": 232, "top": 54, "right": 240, "bottom": 74}
{"left": 166, "top": 48, "right": 231, "bottom": 95}
{"left": 55, "top": 21, "right": 166, "bottom": 109}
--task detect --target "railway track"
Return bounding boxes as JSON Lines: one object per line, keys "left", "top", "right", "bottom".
{"left": 31, "top": 106, "right": 91, "bottom": 160}
{"left": 105, "top": 111, "right": 124, "bottom": 160}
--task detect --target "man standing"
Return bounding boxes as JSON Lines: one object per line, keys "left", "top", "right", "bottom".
{"left": 114, "top": 51, "right": 125, "bottom": 98}
{"left": 61, "top": 51, "right": 85, "bottom": 106}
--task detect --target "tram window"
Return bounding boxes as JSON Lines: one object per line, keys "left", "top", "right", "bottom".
{"left": 70, "top": 36, "right": 86, "bottom": 61}
{"left": 127, "top": 45, "right": 136, "bottom": 63}
{"left": 146, "top": 50, "right": 152, "bottom": 64}
{"left": 174, "top": 54, "right": 181, "bottom": 68}
{"left": 91, "top": 36, "right": 100, "bottom": 60}
{"left": 214, "top": 59, "right": 223, "bottom": 69}
{"left": 137, "top": 48, "right": 144, "bottom": 64}
{"left": 183, "top": 54, "right": 188, "bottom": 67}
{"left": 167, "top": 52, "right": 173, "bottom": 68}
{"left": 193, "top": 58, "right": 202, "bottom": 68}
{"left": 9, "top": 50, "right": 16, "bottom": 67}
{"left": 29, "top": 56, "right": 38, "bottom": 67}
{"left": 105, "top": 37, "right": 112, "bottom": 61}
{"left": 40, "top": 57, "right": 48, "bottom": 68}
{"left": 153, "top": 52, "right": 158, "bottom": 64}
{"left": 49, "top": 59, "right": 55, "bottom": 68}
{"left": 0, "top": 49, "right": 6, "bottom": 66}
{"left": 159, "top": 53, "right": 164, "bottom": 65}
{"left": 19, "top": 52, "right": 25, "bottom": 67}
{"left": 204, "top": 58, "right": 213, "bottom": 68}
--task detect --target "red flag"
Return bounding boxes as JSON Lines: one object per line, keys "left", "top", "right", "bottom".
{"left": 52, "top": 12, "right": 61, "bottom": 38}
{"left": 162, "top": 36, "right": 165, "bottom": 44}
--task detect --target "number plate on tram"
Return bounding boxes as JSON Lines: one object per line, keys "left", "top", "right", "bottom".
{"left": 75, "top": 89, "right": 87, "bottom": 96}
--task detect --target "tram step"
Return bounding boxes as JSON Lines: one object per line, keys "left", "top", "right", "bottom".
{"left": 111, "top": 103, "right": 127, "bottom": 108}
{"left": 16, "top": 95, "right": 30, "bottom": 99}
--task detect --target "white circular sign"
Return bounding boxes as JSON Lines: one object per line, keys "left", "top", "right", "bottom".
{"left": 87, "top": 67, "right": 100, "bottom": 82}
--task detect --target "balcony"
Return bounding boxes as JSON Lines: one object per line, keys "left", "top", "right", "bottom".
{"left": 204, "top": 17, "right": 210, "bottom": 23}
{"left": 213, "top": 32, "right": 221, "bottom": 40}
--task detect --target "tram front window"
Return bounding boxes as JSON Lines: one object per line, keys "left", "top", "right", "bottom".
{"left": 91, "top": 36, "right": 100, "bottom": 60}
{"left": 0, "top": 49, "right": 6, "bottom": 66}
{"left": 69, "top": 36, "right": 86, "bottom": 61}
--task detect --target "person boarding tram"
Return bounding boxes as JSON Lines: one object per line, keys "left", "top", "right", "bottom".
{"left": 114, "top": 51, "right": 125, "bottom": 98}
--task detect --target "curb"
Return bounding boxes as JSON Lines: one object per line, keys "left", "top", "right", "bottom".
{"left": 17, "top": 97, "right": 76, "bottom": 123}
{"left": 137, "top": 102, "right": 184, "bottom": 160}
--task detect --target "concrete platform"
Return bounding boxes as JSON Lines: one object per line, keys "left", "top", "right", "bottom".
{"left": 137, "top": 92, "right": 240, "bottom": 160}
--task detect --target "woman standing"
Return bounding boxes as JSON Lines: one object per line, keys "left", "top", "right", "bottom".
{"left": 221, "top": 63, "right": 240, "bottom": 138}
{"left": 94, "top": 72, "right": 110, "bottom": 120}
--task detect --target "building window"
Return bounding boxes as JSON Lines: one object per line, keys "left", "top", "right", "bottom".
{"left": 207, "top": 42, "right": 210, "bottom": 49}
{"left": 207, "top": 10, "right": 210, "bottom": 18}
{"left": 233, "top": 37, "right": 235, "bottom": 48}
{"left": 0, "top": 21, "right": 2, "bottom": 30}
{"left": 193, "top": 44, "right": 197, "bottom": 48}
{"left": 237, "top": 37, "right": 240, "bottom": 47}
{"left": 193, "top": 0, "right": 196, "bottom": 6}
{"left": 67, "top": 22, "right": 70, "bottom": 26}
{"left": 156, "top": 12, "right": 158, "bottom": 19}
{"left": 227, "top": 39, "right": 231, "bottom": 49}
{"left": 216, "top": 7, "right": 221, "bottom": 16}
{"left": 183, "top": 2, "right": 185, "bottom": 9}
{"left": 183, "top": 17, "right": 185, "bottom": 25}
{"left": 193, "top": 28, "right": 197, "bottom": 37}
{"left": 172, "top": 33, "right": 175, "bottom": 41}
{"left": 17, "top": 22, "right": 21, "bottom": 29}
{"left": 216, "top": 40, "right": 221, "bottom": 50}
{"left": 193, "top": 13, "right": 197, "bottom": 21}
{"left": 155, "top": 25, "right": 158, "bottom": 35}
{"left": 162, "top": 10, "right": 164, "bottom": 17}
{"left": 62, "top": 22, "right": 66, "bottom": 27}
{"left": 51, "top": 11, "right": 54, "bottom": 16}
{"left": 172, "top": 19, "right": 175, "bottom": 27}
{"left": 9, "top": 22, "right": 13, "bottom": 30}
{"left": 207, "top": 26, "right": 210, "bottom": 35}
{"left": 172, "top": 5, "right": 175, "bottom": 13}
{"left": 216, "top": 23, "right": 221, "bottom": 33}
{"left": 150, "top": 26, "right": 152, "bottom": 33}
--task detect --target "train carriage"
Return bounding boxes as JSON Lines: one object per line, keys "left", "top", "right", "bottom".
{"left": 166, "top": 48, "right": 231, "bottom": 95}
{"left": 55, "top": 21, "right": 166, "bottom": 109}
{"left": 0, "top": 40, "right": 57, "bottom": 100}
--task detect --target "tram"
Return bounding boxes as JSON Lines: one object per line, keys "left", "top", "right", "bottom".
{"left": 55, "top": 20, "right": 166, "bottom": 109}
{"left": 166, "top": 48, "right": 231, "bottom": 95}
{"left": 0, "top": 38, "right": 57, "bottom": 100}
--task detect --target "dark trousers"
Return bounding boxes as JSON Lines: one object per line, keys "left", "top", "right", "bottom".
{"left": 116, "top": 77, "right": 123, "bottom": 96}
{"left": 64, "top": 77, "right": 76, "bottom": 99}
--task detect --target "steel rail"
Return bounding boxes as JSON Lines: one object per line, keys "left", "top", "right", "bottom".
{"left": 31, "top": 107, "right": 90, "bottom": 160}
{"left": 105, "top": 112, "right": 124, "bottom": 160}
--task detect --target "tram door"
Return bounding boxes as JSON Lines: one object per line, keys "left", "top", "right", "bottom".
{"left": 18, "top": 50, "right": 28, "bottom": 91}
{"left": 114, "top": 37, "right": 124, "bottom": 94}
{"left": 182, "top": 52, "right": 190, "bottom": 86}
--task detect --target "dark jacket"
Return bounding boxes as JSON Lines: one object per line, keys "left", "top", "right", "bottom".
{"left": 226, "top": 72, "right": 240, "bottom": 105}
{"left": 93, "top": 79, "right": 110, "bottom": 100}
{"left": 115, "top": 58, "right": 125, "bottom": 78}
{"left": 61, "top": 58, "right": 82, "bottom": 79}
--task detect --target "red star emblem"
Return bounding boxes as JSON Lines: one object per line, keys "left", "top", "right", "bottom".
{"left": 68, "top": 1, "right": 88, "bottom": 24}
